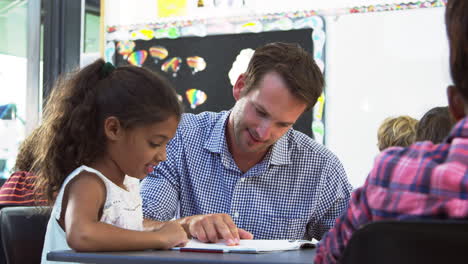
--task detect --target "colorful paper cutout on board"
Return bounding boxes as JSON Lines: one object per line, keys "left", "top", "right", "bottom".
{"left": 312, "top": 121, "right": 324, "bottom": 144}
{"left": 313, "top": 93, "right": 325, "bottom": 120}
{"left": 149, "top": 46, "right": 169, "bottom": 63}
{"left": 105, "top": 42, "right": 115, "bottom": 63}
{"left": 180, "top": 24, "right": 207, "bottom": 37}
{"left": 161, "top": 57, "right": 182, "bottom": 77}
{"left": 127, "top": 50, "right": 148, "bottom": 67}
{"left": 185, "top": 89, "right": 207, "bottom": 109}
{"left": 117, "top": 41, "right": 136, "bottom": 59}
{"left": 140, "top": 28, "right": 155, "bottom": 40}
{"left": 131, "top": 28, "right": 155, "bottom": 40}
{"left": 186, "top": 56, "right": 206, "bottom": 74}
{"left": 228, "top": 48, "right": 254, "bottom": 86}
{"left": 263, "top": 18, "right": 293, "bottom": 31}
{"left": 293, "top": 17, "right": 321, "bottom": 30}
{"left": 155, "top": 27, "right": 181, "bottom": 39}
{"left": 237, "top": 21, "right": 262, "bottom": 33}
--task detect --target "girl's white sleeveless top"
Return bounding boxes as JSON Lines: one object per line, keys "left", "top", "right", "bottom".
{"left": 41, "top": 165, "right": 143, "bottom": 264}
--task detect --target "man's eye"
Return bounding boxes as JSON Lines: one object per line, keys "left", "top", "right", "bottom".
{"left": 149, "top": 142, "right": 161, "bottom": 148}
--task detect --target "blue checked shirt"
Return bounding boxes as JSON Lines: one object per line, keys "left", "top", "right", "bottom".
{"left": 141, "top": 111, "right": 352, "bottom": 240}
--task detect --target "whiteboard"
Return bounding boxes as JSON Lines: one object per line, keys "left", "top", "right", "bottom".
{"left": 324, "top": 8, "right": 451, "bottom": 188}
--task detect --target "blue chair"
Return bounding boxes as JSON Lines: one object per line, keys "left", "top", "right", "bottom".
{"left": 340, "top": 220, "right": 468, "bottom": 264}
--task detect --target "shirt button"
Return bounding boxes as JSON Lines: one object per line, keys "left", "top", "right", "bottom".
{"left": 240, "top": 178, "right": 245, "bottom": 182}
{"left": 234, "top": 211, "right": 239, "bottom": 218}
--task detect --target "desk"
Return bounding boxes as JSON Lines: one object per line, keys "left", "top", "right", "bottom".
{"left": 47, "top": 248, "right": 316, "bottom": 264}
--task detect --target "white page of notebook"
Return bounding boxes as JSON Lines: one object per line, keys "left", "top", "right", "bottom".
{"left": 172, "top": 239, "right": 318, "bottom": 253}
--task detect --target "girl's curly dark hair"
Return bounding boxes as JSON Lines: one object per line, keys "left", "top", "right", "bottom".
{"left": 33, "top": 59, "right": 182, "bottom": 204}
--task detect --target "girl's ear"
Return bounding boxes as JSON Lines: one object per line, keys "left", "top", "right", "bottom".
{"left": 104, "top": 116, "right": 123, "bottom": 141}
{"left": 447, "top": 85, "right": 466, "bottom": 121}
{"left": 233, "top": 74, "right": 246, "bottom": 101}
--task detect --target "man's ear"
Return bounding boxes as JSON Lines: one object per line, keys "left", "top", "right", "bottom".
{"left": 104, "top": 116, "right": 123, "bottom": 141}
{"left": 233, "top": 74, "right": 246, "bottom": 101}
{"left": 447, "top": 85, "right": 466, "bottom": 121}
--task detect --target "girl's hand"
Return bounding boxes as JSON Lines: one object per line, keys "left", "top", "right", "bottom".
{"left": 155, "top": 221, "right": 189, "bottom": 249}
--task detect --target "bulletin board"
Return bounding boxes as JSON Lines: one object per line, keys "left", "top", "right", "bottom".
{"left": 113, "top": 29, "right": 315, "bottom": 136}
{"left": 106, "top": 15, "right": 326, "bottom": 141}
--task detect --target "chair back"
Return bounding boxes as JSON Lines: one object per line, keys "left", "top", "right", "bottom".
{"left": 340, "top": 220, "right": 468, "bottom": 264}
{"left": 0, "top": 205, "right": 17, "bottom": 264}
{"left": 0, "top": 206, "right": 50, "bottom": 264}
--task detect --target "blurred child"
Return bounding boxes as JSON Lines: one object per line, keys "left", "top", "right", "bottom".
{"left": 416, "top": 106, "right": 455, "bottom": 144}
{"left": 377, "top": 115, "right": 418, "bottom": 151}
{"left": 0, "top": 126, "right": 47, "bottom": 205}
{"left": 38, "top": 59, "right": 188, "bottom": 263}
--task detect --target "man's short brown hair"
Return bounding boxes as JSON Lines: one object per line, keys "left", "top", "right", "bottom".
{"left": 242, "top": 42, "right": 324, "bottom": 111}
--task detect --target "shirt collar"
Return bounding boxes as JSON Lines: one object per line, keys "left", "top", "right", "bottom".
{"left": 203, "top": 110, "right": 291, "bottom": 166}
{"left": 269, "top": 130, "right": 291, "bottom": 166}
{"left": 203, "top": 111, "right": 230, "bottom": 154}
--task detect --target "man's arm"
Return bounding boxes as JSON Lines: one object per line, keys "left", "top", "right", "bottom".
{"left": 141, "top": 121, "right": 253, "bottom": 245}
{"left": 312, "top": 194, "right": 351, "bottom": 240}
{"left": 314, "top": 186, "right": 371, "bottom": 264}
{"left": 309, "top": 155, "right": 353, "bottom": 240}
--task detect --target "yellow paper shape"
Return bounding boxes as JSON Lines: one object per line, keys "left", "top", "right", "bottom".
{"left": 158, "top": 0, "right": 187, "bottom": 18}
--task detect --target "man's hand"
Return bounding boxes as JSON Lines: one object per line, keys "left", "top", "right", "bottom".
{"left": 178, "top": 213, "right": 253, "bottom": 245}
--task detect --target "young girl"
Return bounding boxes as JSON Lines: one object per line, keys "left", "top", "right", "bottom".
{"left": 36, "top": 59, "right": 188, "bottom": 263}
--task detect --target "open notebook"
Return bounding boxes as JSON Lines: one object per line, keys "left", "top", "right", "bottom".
{"left": 172, "top": 239, "right": 318, "bottom": 253}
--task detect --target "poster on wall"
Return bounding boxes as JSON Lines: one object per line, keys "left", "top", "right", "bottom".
{"left": 108, "top": 13, "right": 326, "bottom": 141}
{"left": 113, "top": 29, "right": 315, "bottom": 137}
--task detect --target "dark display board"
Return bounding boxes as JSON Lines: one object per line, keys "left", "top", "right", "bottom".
{"left": 115, "top": 29, "right": 314, "bottom": 137}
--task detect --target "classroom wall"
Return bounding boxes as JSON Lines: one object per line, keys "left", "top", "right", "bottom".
{"left": 324, "top": 7, "right": 451, "bottom": 188}
{"left": 104, "top": 0, "right": 432, "bottom": 25}
{"left": 104, "top": 2, "right": 450, "bottom": 188}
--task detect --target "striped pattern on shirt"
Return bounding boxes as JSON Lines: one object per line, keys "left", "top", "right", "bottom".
{"left": 0, "top": 171, "right": 47, "bottom": 205}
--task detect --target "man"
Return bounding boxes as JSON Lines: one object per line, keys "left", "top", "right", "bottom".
{"left": 315, "top": 1, "right": 468, "bottom": 263}
{"left": 141, "top": 42, "right": 352, "bottom": 245}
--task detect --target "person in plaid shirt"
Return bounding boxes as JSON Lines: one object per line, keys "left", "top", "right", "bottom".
{"left": 315, "top": 0, "right": 468, "bottom": 263}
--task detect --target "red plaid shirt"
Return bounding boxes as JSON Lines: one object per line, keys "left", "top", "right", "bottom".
{"left": 0, "top": 171, "right": 47, "bottom": 205}
{"left": 315, "top": 117, "right": 468, "bottom": 264}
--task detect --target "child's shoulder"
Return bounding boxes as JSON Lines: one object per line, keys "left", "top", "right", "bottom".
{"left": 52, "top": 166, "right": 107, "bottom": 212}
{"left": 67, "top": 168, "right": 106, "bottom": 190}
{"left": 61, "top": 166, "right": 107, "bottom": 194}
